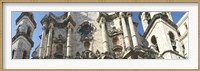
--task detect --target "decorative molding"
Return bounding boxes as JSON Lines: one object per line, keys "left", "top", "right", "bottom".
{"left": 12, "top": 32, "right": 34, "bottom": 47}
{"left": 53, "top": 34, "right": 67, "bottom": 43}
{"left": 77, "top": 21, "right": 96, "bottom": 42}
{"left": 107, "top": 27, "right": 122, "bottom": 37}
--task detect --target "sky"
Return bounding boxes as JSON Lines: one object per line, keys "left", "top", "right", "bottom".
{"left": 11, "top": 12, "right": 186, "bottom": 59}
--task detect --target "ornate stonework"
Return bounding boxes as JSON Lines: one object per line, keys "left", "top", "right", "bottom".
{"left": 12, "top": 12, "right": 187, "bottom": 59}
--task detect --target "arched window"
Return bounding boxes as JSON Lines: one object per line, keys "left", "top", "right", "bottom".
{"left": 12, "top": 50, "right": 15, "bottom": 59}
{"left": 112, "top": 37, "right": 119, "bottom": 46}
{"left": 22, "top": 51, "right": 27, "bottom": 59}
{"left": 55, "top": 44, "right": 63, "bottom": 59}
{"left": 84, "top": 41, "right": 90, "bottom": 50}
{"left": 169, "top": 31, "right": 175, "bottom": 40}
{"left": 56, "top": 44, "right": 63, "bottom": 53}
{"left": 168, "top": 31, "right": 176, "bottom": 51}
{"left": 27, "top": 26, "right": 31, "bottom": 37}
{"left": 151, "top": 35, "right": 159, "bottom": 52}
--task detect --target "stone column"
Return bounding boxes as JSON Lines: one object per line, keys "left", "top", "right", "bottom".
{"left": 120, "top": 12, "right": 131, "bottom": 50}
{"left": 66, "top": 28, "right": 72, "bottom": 58}
{"left": 127, "top": 13, "right": 139, "bottom": 49}
{"left": 100, "top": 17, "right": 109, "bottom": 53}
{"left": 39, "top": 24, "right": 47, "bottom": 59}
{"left": 45, "top": 26, "right": 53, "bottom": 58}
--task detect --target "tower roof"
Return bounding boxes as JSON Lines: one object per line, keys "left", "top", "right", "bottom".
{"left": 16, "top": 12, "right": 37, "bottom": 28}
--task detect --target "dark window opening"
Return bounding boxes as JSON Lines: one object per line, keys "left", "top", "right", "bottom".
{"left": 22, "top": 51, "right": 27, "bottom": 59}
{"left": 182, "top": 45, "right": 185, "bottom": 49}
{"left": 172, "top": 46, "right": 177, "bottom": 51}
{"left": 182, "top": 45, "right": 186, "bottom": 54}
{"left": 169, "top": 32, "right": 175, "bottom": 40}
{"left": 177, "top": 30, "right": 181, "bottom": 36}
{"left": 12, "top": 50, "right": 15, "bottom": 59}
{"left": 27, "top": 27, "right": 31, "bottom": 37}
{"left": 55, "top": 44, "right": 63, "bottom": 59}
{"left": 169, "top": 31, "right": 177, "bottom": 51}
{"left": 151, "top": 36, "right": 159, "bottom": 52}
{"left": 184, "top": 23, "right": 188, "bottom": 30}
{"left": 112, "top": 37, "right": 119, "bottom": 46}
{"left": 84, "top": 41, "right": 90, "bottom": 50}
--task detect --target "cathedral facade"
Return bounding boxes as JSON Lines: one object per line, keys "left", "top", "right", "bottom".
{"left": 12, "top": 12, "right": 188, "bottom": 59}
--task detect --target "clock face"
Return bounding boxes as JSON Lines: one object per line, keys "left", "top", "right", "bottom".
{"left": 78, "top": 22, "right": 94, "bottom": 37}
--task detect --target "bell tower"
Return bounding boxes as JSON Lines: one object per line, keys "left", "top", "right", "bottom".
{"left": 140, "top": 12, "right": 173, "bottom": 32}
{"left": 140, "top": 12, "right": 185, "bottom": 59}
{"left": 12, "top": 12, "right": 36, "bottom": 59}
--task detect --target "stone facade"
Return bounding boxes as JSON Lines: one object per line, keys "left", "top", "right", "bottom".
{"left": 12, "top": 12, "right": 187, "bottom": 59}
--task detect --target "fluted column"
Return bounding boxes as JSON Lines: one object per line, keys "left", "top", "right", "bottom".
{"left": 66, "top": 28, "right": 72, "bottom": 58}
{"left": 127, "top": 13, "right": 139, "bottom": 49}
{"left": 39, "top": 24, "right": 47, "bottom": 59}
{"left": 45, "top": 26, "right": 53, "bottom": 58}
{"left": 120, "top": 12, "right": 131, "bottom": 50}
{"left": 100, "top": 17, "right": 109, "bottom": 53}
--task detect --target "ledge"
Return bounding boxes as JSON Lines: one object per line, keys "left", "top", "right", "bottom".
{"left": 12, "top": 32, "right": 34, "bottom": 47}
